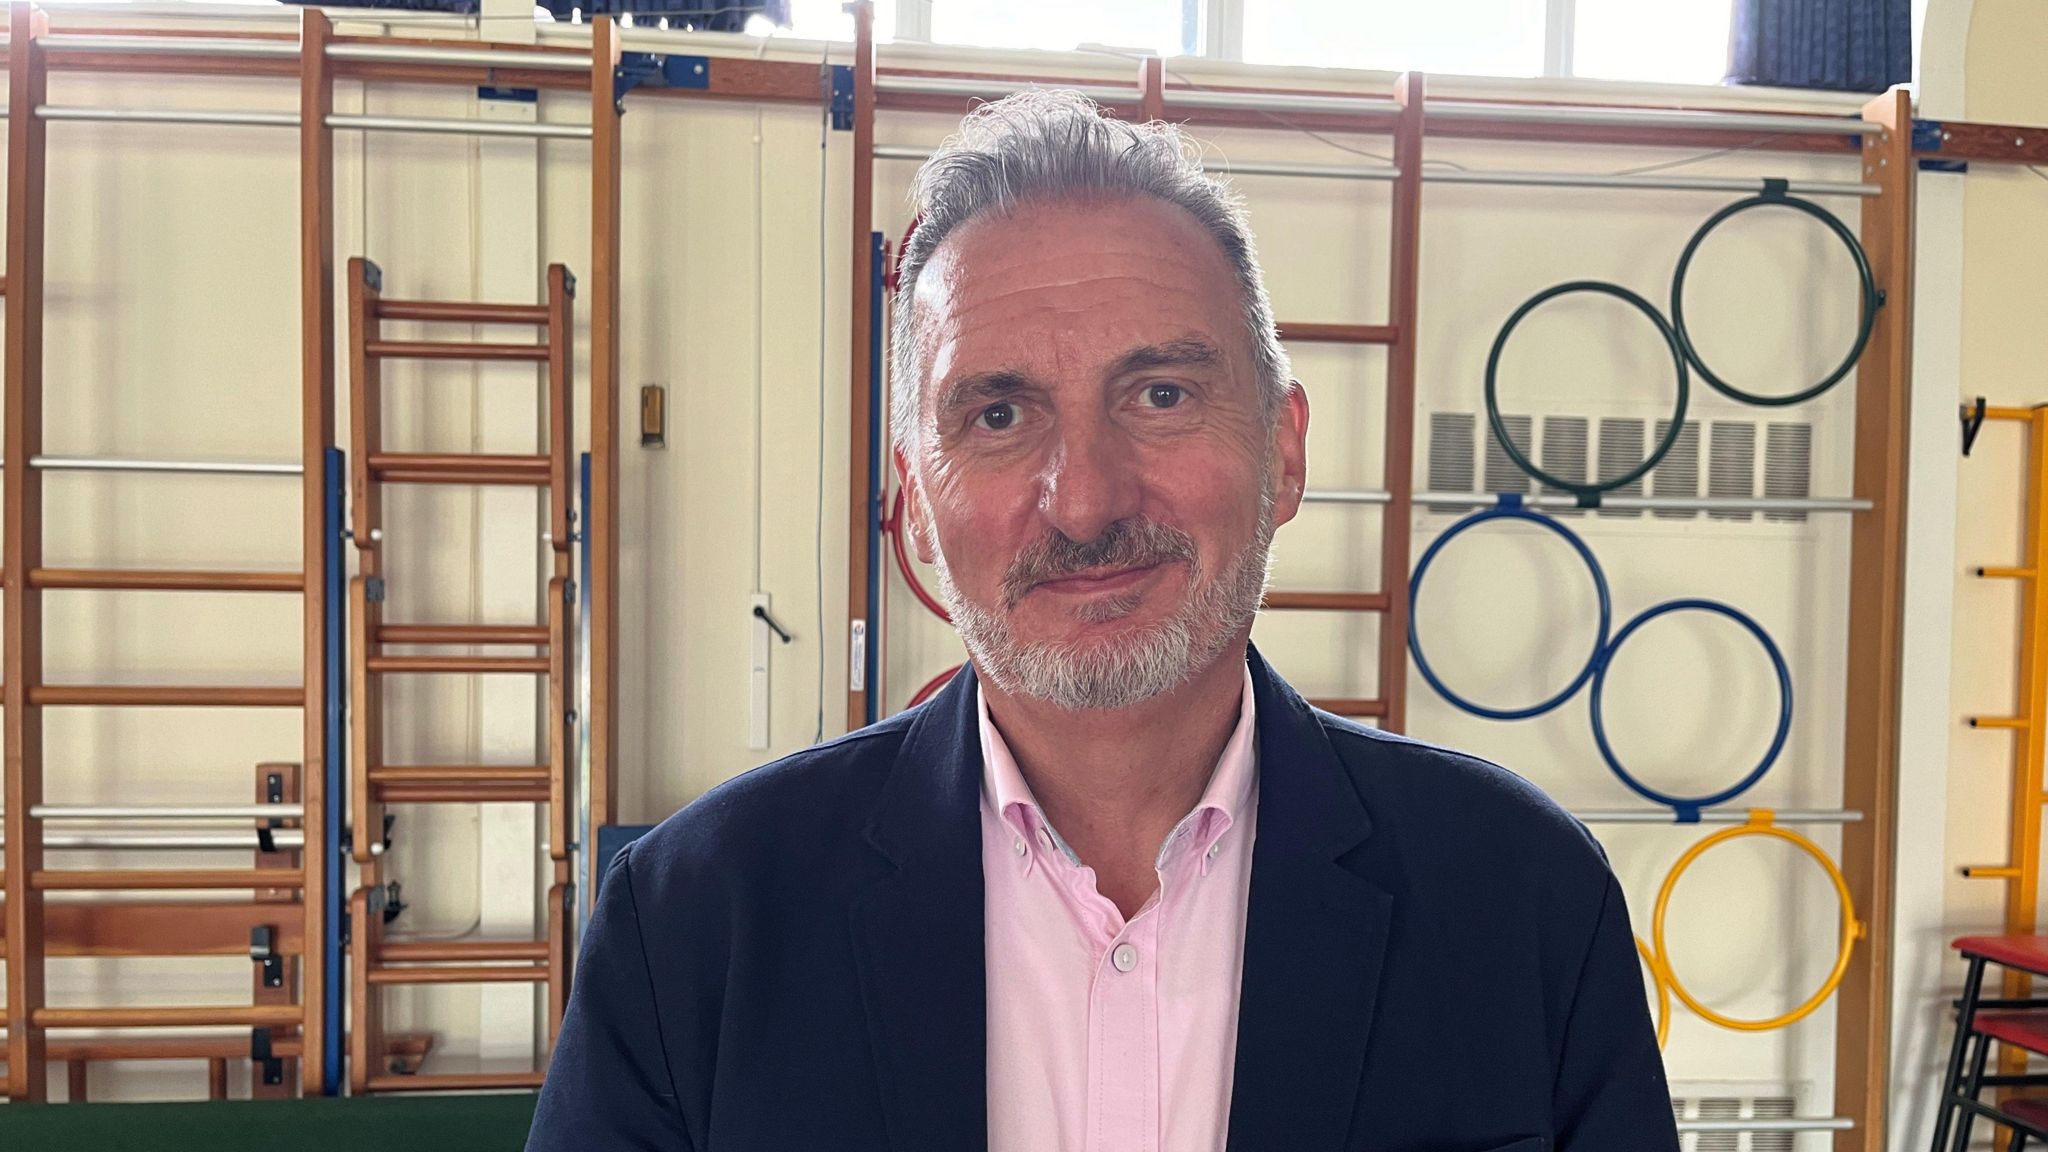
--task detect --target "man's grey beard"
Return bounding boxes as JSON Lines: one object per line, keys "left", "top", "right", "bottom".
{"left": 928, "top": 475, "right": 1277, "bottom": 712}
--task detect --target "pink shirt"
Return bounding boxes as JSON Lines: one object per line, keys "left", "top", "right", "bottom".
{"left": 978, "top": 660, "right": 1260, "bottom": 1152}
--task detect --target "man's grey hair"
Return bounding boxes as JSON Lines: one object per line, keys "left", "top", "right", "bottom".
{"left": 889, "top": 89, "right": 1292, "bottom": 458}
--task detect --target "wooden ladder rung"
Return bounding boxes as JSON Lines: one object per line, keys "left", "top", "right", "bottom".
{"left": 33, "top": 1004, "right": 305, "bottom": 1029}
{"left": 364, "top": 339, "right": 550, "bottom": 363}
{"left": 1262, "top": 590, "right": 1391, "bottom": 612}
{"left": 1275, "top": 321, "right": 1399, "bottom": 345}
{"left": 368, "top": 452, "right": 552, "bottom": 487}
{"left": 371, "top": 765, "right": 551, "bottom": 785}
{"left": 30, "top": 568, "right": 305, "bottom": 592}
{"left": 377, "top": 623, "right": 548, "bottom": 645}
{"left": 32, "top": 869, "right": 304, "bottom": 892}
{"left": 29, "top": 685, "right": 302, "bottom": 707}
{"left": 375, "top": 784, "right": 551, "bottom": 805}
{"left": 375, "top": 299, "right": 551, "bottom": 326}
{"left": 380, "top": 938, "right": 550, "bottom": 963}
{"left": 367, "top": 654, "right": 550, "bottom": 674}
{"left": 362, "top": 1070, "right": 546, "bottom": 1093}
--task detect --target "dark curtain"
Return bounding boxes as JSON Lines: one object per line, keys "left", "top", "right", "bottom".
{"left": 1726, "top": 0, "right": 1913, "bottom": 93}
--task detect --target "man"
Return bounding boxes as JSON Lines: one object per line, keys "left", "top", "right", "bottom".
{"left": 529, "top": 91, "right": 1677, "bottom": 1152}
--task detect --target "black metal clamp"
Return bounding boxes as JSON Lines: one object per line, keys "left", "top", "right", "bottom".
{"left": 251, "top": 1027, "right": 284, "bottom": 1087}
{"left": 250, "top": 926, "right": 283, "bottom": 990}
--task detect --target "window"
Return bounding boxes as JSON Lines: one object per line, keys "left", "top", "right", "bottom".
{"left": 770, "top": 0, "right": 1742, "bottom": 88}
{"left": 1243, "top": 0, "right": 1549, "bottom": 78}
{"left": 1570, "top": 0, "right": 1733, "bottom": 85}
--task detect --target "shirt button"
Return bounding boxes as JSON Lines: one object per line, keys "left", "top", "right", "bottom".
{"left": 1112, "top": 943, "right": 1138, "bottom": 973}
{"left": 1207, "top": 842, "right": 1220, "bottom": 859}
{"left": 1037, "top": 827, "right": 1055, "bottom": 853}
{"left": 1013, "top": 839, "right": 1027, "bottom": 857}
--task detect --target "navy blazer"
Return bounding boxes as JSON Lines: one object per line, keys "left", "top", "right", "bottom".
{"left": 528, "top": 647, "right": 1679, "bottom": 1152}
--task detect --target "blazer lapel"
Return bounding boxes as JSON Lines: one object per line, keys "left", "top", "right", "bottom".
{"left": 850, "top": 664, "right": 988, "bottom": 1152}
{"left": 1227, "top": 647, "right": 1395, "bottom": 1152}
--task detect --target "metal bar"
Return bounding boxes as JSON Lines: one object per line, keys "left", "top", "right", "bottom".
{"left": 38, "top": 34, "right": 298, "bottom": 59}
{"left": 38, "top": 105, "right": 296, "bottom": 127}
{"left": 29, "top": 455, "right": 300, "bottom": 475}
{"left": 31, "top": 869, "right": 304, "bottom": 891}
{"left": 32, "top": 804, "right": 304, "bottom": 821}
{"left": 325, "top": 41, "right": 590, "bottom": 72}
{"left": 1574, "top": 808, "right": 1863, "bottom": 824}
{"left": 8, "top": 830, "right": 307, "bottom": 850}
{"left": 365, "top": 965, "right": 548, "bottom": 985}
{"left": 329, "top": 113, "right": 592, "bottom": 140}
{"left": 1676, "top": 1118, "right": 1854, "bottom": 1133}
{"left": 1427, "top": 99, "right": 1878, "bottom": 136}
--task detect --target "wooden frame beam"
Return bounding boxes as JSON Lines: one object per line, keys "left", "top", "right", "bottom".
{"left": 4, "top": 0, "right": 50, "bottom": 1103}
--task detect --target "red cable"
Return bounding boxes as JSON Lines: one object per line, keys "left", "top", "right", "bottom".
{"left": 908, "top": 663, "right": 963, "bottom": 709}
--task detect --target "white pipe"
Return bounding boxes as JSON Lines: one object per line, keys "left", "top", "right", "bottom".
{"left": 1428, "top": 99, "right": 1879, "bottom": 137}
{"left": 34, "top": 107, "right": 590, "bottom": 140}
{"left": 31, "top": 804, "right": 305, "bottom": 821}
{"left": 325, "top": 41, "right": 590, "bottom": 72}
{"left": 38, "top": 106, "right": 297, "bottom": 128}
{"left": 27, "top": 455, "right": 302, "bottom": 476}
{"left": 330, "top": 113, "right": 592, "bottom": 140}
{"left": 1574, "top": 808, "right": 1862, "bottom": 824}
{"left": 9, "top": 829, "right": 307, "bottom": 850}
{"left": 39, "top": 33, "right": 299, "bottom": 59}
{"left": 1677, "top": 1117, "right": 1853, "bottom": 1133}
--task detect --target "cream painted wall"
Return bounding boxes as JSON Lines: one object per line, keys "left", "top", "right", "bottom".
{"left": 0, "top": 5, "right": 2005, "bottom": 1129}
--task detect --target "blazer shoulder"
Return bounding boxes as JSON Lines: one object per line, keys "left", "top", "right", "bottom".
{"left": 620, "top": 709, "right": 918, "bottom": 899}
{"left": 1313, "top": 709, "right": 1608, "bottom": 875}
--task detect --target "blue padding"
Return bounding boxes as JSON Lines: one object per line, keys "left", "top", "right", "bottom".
{"left": 595, "top": 824, "right": 659, "bottom": 896}
{"left": 1408, "top": 495, "right": 1612, "bottom": 721}
{"left": 1589, "top": 598, "right": 1793, "bottom": 820}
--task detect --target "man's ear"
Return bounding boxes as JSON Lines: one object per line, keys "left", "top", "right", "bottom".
{"left": 893, "top": 446, "right": 936, "bottom": 564}
{"left": 1270, "top": 379, "right": 1310, "bottom": 530}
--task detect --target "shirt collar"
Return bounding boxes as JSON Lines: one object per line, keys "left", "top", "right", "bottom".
{"left": 977, "top": 656, "right": 1259, "bottom": 876}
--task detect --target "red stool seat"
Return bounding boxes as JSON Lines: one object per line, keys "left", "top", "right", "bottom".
{"left": 1955, "top": 936, "right": 2048, "bottom": 979}
{"left": 2010, "top": 1097, "right": 2048, "bottom": 1129}
{"left": 1977, "top": 1012, "right": 2048, "bottom": 1059}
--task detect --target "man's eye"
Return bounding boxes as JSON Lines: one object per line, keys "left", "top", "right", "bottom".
{"left": 1143, "top": 383, "right": 1185, "bottom": 408}
{"left": 975, "top": 402, "right": 1019, "bottom": 431}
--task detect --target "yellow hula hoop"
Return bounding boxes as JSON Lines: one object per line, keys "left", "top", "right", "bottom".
{"left": 1635, "top": 935, "right": 1671, "bottom": 1049}
{"left": 1651, "top": 808, "right": 1866, "bottom": 1032}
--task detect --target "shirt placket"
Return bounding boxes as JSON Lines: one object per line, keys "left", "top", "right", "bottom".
{"left": 1087, "top": 895, "right": 1160, "bottom": 1152}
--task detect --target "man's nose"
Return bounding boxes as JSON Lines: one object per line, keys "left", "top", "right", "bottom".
{"left": 1039, "top": 417, "right": 1140, "bottom": 545}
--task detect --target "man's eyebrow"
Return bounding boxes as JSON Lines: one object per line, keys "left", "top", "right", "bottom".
{"left": 1106, "top": 337, "right": 1226, "bottom": 379}
{"left": 935, "top": 368, "right": 1036, "bottom": 416}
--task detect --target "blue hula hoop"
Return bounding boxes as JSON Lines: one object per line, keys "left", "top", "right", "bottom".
{"left": 1589, "top": 598, "right": 1794, "bottom": 821}
{"left": 1408, "top": 493, "right": 1613, "bottom": 721}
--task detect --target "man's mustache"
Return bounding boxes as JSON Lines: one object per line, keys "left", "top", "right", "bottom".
{"left": 1001, "top": 518, "right": 1197, "bottom": 607}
